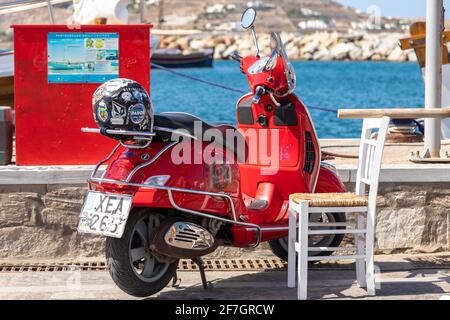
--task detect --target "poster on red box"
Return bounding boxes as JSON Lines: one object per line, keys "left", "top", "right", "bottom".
{"left": 47, "top": 32, "right": 119, "bottom": 83}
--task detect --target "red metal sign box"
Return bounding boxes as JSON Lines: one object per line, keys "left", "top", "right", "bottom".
{"left": 12, "top": 24, "right": 152, "bottom": 165}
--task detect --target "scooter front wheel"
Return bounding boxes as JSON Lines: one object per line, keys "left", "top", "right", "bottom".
{"left": 269, "top": 212, "right": 346, "bottom": 261}
{"left": 106, "top": 209, "right": 178, "bottom": 297}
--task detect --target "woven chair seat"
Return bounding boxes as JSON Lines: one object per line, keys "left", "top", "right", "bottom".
{"left": 291, "top": 192, "right": 368, "bottom": 207}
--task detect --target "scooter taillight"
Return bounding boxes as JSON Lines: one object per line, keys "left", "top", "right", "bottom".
{"left": 103, "top": 158, "right": 136, "bottom": 183}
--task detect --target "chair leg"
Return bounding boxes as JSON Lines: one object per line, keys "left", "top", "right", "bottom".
{"left": 356, "top": 212, "right": 367, "bottom": 288}
{"left": 287, "top": 204, "right": 297, "bottom": 288}
{"left": 365, "top": 207, "right": 376, "bottom": 296}
{"left": 297, "top": 201, "right": 309, "bottom": 300}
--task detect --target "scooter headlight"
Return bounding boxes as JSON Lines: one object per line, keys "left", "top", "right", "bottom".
{"left": 144, "top": 175, "right": 170, "bottom": 186}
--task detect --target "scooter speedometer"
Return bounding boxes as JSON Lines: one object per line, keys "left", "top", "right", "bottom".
{"left": 248, "top": 56, "right": 270, "bottom": 74}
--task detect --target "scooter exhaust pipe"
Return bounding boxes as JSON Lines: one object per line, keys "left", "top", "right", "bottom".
{"left": 151, "top": 220, "right": 218, "bottom": 259}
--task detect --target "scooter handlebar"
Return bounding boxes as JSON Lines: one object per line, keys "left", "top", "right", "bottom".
{"left": 252, "top": 86, "right": 265, "bottom": 104}
{"left": 229, "top": 50, "right": 243, "bottom": 62}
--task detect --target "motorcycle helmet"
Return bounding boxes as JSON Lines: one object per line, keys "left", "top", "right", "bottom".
{"left": 92, "top": 78, "right": 154, "bottom": 135}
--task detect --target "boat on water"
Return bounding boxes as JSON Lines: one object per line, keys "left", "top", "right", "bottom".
{"left": 48, "top": 61, "right": 84, "bottom": 71}
{"left": 151, "top": 48, "right": 215, "bottom": 68}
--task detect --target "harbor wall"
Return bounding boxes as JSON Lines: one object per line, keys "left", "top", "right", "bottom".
{"left": 0, "top": 181, "right": 448, "bottom": 260}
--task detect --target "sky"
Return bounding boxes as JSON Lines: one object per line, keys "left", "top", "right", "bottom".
{"left": 336, "top": 0, "right": 448, "bottom": 19}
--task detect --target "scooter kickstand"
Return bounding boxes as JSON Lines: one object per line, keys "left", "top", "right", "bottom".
{"left": 192, "top": 258, "right": 212, "bottom": 290}
{"left": 171, "top": 270, "right": 181, "bottom": 288}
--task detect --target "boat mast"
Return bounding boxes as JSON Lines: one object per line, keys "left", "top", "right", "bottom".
{"left": 47, "top": 0, "right": 55, "bottom": 23}
{"left": 139, "top": 0, "right": 145, "bottom": 23}
{"left": 424, "top": 0, "right": 443, "bottom": 158}
{"left": 158, "top": 0, "right": 164, "bottom": 29}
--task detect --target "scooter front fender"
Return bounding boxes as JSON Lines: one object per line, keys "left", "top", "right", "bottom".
{"left": 315, "top": 165, "right": 347, "bottom": 193}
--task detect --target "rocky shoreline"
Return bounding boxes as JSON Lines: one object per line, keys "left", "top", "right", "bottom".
{"left": 159, "top": 31, "right": 417, "bottom": 62}
{"left": 1, "top": 30, "right": 416, "bottom": 62}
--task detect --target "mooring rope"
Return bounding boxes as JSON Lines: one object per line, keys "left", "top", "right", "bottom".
{"left": 150, "top": 62, "right": 247, "bottom": 94}
{"left": 151, "top": 62, "right": 339, "bottom": 114}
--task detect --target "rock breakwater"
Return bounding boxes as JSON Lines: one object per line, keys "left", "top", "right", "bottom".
{"left": 159, "top": 31, "right": 416, "bottom": 62}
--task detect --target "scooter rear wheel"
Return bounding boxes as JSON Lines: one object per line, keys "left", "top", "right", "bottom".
{"left": 106, "top": 209, "right": 178, "bottom": 297}
{"left": 268, "top": 212, "right": 346, "bottom": 261}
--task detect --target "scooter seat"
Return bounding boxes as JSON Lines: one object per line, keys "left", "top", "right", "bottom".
{"left": 153, "top": 112, "right": 245, "bottom": 158}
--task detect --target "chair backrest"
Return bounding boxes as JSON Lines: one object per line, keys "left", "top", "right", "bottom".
{"left": 355, "top": 116, "right": 391, "bottom": 208}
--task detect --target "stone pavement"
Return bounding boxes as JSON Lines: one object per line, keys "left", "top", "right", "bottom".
{"left": 0, "top": 253, "right": 448, "bottom": 300}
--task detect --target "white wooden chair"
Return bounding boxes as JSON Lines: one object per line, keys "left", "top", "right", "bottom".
{"left": 287, "top": 116, "right": 391, "bottom": 300}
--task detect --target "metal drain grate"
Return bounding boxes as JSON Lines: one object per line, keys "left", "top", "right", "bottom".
{"left": 1, "top": 255, "right": 447, "bottom": 273}
{"left": 0, "top": 259, "right": 287, "bottom": 273}
{"left": 179, "top": 259, "right": 287, "bottom": 271}
{"left": 0, "top": 261, "right": 107, "bottom": 272}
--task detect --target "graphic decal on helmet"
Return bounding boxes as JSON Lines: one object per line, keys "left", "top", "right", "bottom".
{"left": 97, "top": 101, "right": 110, "bottom": 123}
{"left": 112, "top": 101, "right": 126, "bottom": 119}
{"left": 132, "top": 90, "right": 144, "bottom": 102}
{"left": 121, "top": 91, "right": 132, "bottom": 102}
{"left": 129, "top": 103, "right": 146, "bottom": 124}
{"left": 111, "top": 101, "right": 127, "bottom": 125}
{"left": 106, "top": 81, "right": 122, "bottom": 92}
{"left": 93, "top": 86, "right": 105, "bottom": 103}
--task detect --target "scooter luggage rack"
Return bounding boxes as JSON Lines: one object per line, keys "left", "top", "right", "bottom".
{"left": 81, "top": 127, "right": 156, "bottom": 149}
{"left": 86, "top": 141, "right": 264, "bottom": 247}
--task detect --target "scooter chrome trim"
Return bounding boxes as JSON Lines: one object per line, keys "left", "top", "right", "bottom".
{"left": 235, "top": 92, "right": 253, "bottom": 112}
{"left": 120, "top": 140, "right": 152, "bottom": 149}
{"left": 163, "top": 221, "right": 215, "bottom": 250}
{"left": 167, "top": 190, "right": 262, "bottom": 248}
{"left": 82, "top": 125, "right": 197, "bottom": 141}
{"left": 88, "top": 141, "right": 239, "bottom": 223}
{"left": 125, "top": 141, "right": 178, "bottom": 182}
{"left": 269, "top": 91, "right": 281, "bottom": 107}
{"left": 89, "top": 177, "right": 238, "bottom": 219}
{"left": 87, "top": 176, "right": 263, "bottom": 247}
{"left": 81, "top": 127, "right": 156, "bottom": 138}
{"left": 91, "top": 142, "right": 122, "bottom": 179}
{"left": 87, "top": 141, "right": 263, "bottom": 247}
{"left": 260, "top": 226, "right": 289, "bottom": 231}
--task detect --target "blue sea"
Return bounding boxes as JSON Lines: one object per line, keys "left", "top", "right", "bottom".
{"left": 150, "top": 61, "right": 424, "bottom": 138}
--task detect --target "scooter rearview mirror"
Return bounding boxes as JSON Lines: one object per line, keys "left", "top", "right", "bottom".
{"left": 241, "top": 8, "right": 260, "bottom": 57}
{"left": 241, "top": 8, "right": 256, "bottom": 29}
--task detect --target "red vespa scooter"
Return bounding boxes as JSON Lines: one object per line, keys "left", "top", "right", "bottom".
{"left": 78, "top": 8, "right": 346, "bottom": 297}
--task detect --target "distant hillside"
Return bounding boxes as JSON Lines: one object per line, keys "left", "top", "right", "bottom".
{"left": 133, "top": 0, "right": 412, "bottom": 33}
{"left": 0, "top": 0, "right": 414, "bottom": 50}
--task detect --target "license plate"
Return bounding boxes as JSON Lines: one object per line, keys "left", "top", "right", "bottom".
{"left": 77, "top": 191, "right": 133, "bottom": 238}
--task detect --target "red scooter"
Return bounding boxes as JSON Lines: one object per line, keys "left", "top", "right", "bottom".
{"left": 79, "top": 8, "right": 346, "bottom": 297}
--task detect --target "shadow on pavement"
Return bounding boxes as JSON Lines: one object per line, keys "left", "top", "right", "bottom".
{"left": 148, "top": 260, "right": 449, "bottom": 300}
